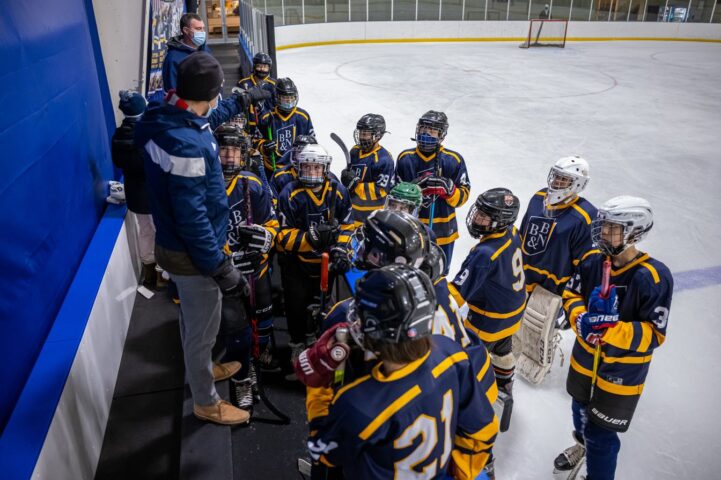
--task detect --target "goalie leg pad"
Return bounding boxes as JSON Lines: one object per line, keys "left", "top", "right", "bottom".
{"left": 514, "top": 285, "right": 563, "bottom": 385}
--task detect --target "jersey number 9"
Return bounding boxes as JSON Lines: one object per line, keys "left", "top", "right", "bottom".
{"left": 512, "top": 248, "right": 525, "bottom": 292}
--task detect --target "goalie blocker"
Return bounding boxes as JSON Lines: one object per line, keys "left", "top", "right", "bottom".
{"left": 513, "top": 285, "right": 563, "bottom": 384}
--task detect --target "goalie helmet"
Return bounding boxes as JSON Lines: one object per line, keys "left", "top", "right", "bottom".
{"left": 214, "top": 123, "right": 251, "bottom": 180}
{"left": 591, "top": 196, "right": 653, "bottom": 256}
{"left": 466, "top": 188, "right": 520, "bottom": 239}
{"left": 357, "top": 210, "right": 430, "bottom": 271}
{"left": 419, "top": 243, "right": 446, "bottom": 283}
{"left": 352, "top": 264, "right": 436, "bottom": 344}
{"left": 545, "top": 155, "right": 590, "bottom": 208}
{"left": 414, "top": 110, "right": 448, "bottom": 153}
{"left": 295, "top": 143, "right": 331, "bottom": 188}
{"left": 253, "top": 52, "right": 272, "bottom": 79}
{"left": 354, "top": 113, "right": 387, "bottom": 151}
{"left": 384, "top": 182, "right": 422, "bottom": 217}
{"left": 275, "top": 77, "right": 298, "bottom": 114}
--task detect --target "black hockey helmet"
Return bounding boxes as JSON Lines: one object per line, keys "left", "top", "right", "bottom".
{"left": 419, "top": 243, "right": 446, "bottom": 283}
{"left": 214, "top": 123, "right": 251, "bottom": 179}
{"left": 466, "top": 188, "right": 520, "bottom": 239}
{"left": 415, "top": 110, "right": 448, "bottom": 152}
{"left": 354, "top": 113, "right": 387, "bottom": 151}
{"left": 353, "top": 264, "right": 436, "bottom": 344}
{"left": 275, "top": 77, "right": 298, "bottom": 113}
{"left": 290, "top": 134, "right": 317, "bottom": 168}
{"left": 252, "top": 52, "right": 272, "bottom": 78}
{"left": 357, "top": 210, "right": 430, "bottom": 271}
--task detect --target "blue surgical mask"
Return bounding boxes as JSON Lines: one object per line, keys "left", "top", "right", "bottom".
{"left": 192, "top": 31, "right": 206, "bottom": 46}
{"left": 203, "top": 97, "right": 218, "bottom": 118}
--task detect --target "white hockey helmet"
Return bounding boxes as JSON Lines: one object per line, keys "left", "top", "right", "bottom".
{"left": 296, "top": 143, "right": 332, "bottom": 187}
{"left": 591, "top": 195, "right": 653, "bottom": 256}
{"left": 545, "top": 155, "right": 590, "bottom": 207}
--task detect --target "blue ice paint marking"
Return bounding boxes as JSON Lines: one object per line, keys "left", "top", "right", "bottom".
{"left": 673, "top": 265, "right": 721, "bottom": 292}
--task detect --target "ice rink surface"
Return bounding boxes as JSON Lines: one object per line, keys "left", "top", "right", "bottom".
{"left": 279, "top": 41, "right": 721, "bottom": 478}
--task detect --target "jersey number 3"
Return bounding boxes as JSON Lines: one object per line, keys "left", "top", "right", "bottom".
{"left": 394, "top": 390, "right": 453, "bottom": 479}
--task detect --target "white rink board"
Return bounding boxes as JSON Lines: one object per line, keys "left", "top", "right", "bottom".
{"left": 280, "top": 40, "right": 721, "bottom": 478}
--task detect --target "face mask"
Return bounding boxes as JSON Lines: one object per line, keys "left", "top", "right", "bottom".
{"left": 202, "top": 97, "right": 218, "bottom": 118}
{"left": 191, "top": 30, "right": 206, "bottom": 46}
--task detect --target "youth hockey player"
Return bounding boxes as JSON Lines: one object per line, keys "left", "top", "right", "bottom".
{"left": 238, "top": 52, "right": 276, "bottom": 126}
{"left": 275, "top": 144, "right": 353, "bottom": 374}
{"left": 301, "top": 265, "right": 498, "bottom": 479}
{"left": 449, "top": 188, "right": 525, "bottom": 432}
{"left": 340, "top": 114, "right": 395, "bottom": 226}
{"left": 215, "top": 123, "right": 280, "bottom": 412}
{"left": 553, "top": 196, "right": 672, "bottom": 480}
{"left": 514, "top": 156, "right": 598, "bottom": 384}
{"left": 270, "top": 135, "right": 319, "bottom": 198}
{"left": 395, "top": 110, "right": 470, "bottom": 268}
{"left": 256, "top": 77, "right": 315, "bottom": 177}
{"left": 520, "top": 156, "right": 597, "bottom": 304}
{"left": 384, "top": 181, "right": 422, "bottom": 217}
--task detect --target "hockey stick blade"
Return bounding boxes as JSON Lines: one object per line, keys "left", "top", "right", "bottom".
{"left": 330, "top": 132, "right": 351, "bottom": 167}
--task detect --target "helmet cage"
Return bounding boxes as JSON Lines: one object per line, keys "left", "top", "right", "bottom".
{"left": 591, "top": 216, "right": 652, "bottom": 257}
{"left": 384, "top": 195, "right": 420, "bottom": 217}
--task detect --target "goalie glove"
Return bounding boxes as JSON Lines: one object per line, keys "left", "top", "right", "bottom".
{"left": 234, "top": 224, "right": 273, "bottom": 253}
{"left": 293, "top": 323, "right": 351, "bottom": 388}
{"left": 421, "top": 176, "right": 456, "bottom": 199}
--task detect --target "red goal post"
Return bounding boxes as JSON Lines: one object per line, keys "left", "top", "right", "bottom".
{"left": 520, "top": 19, "right": 568, "bottom": 48}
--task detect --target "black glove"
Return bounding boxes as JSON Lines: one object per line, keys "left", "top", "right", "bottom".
{"left": 230, "top": 250, "right": 263, "bottom": 275}
{"left": 262, "top": 140, "right": 277, "bottom": 156}
{"left": 233, "top": 85, "right": 272, "bottom": 111}
{"left": 212, "top": 257, "right": 250, "bottom": 296}
{"left": 307, "top": 221, "right": 340, "bottom": 252}
{"left": 413, "top": 171, "right": 433, "bottom": 188}
{"left": 248, "top": 151, "right": 263, "bottom": 172}
{"left": 340, "top": 168, "right": 360, "bottom": 191}
{"left": 330, "top": 244, "right": 353, "bottom": 274}
{"left": 234, "top": 224, "right": 273, "bottom": 253}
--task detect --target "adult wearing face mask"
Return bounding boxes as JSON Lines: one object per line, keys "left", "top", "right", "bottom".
{"left": 135, "top": 51, "right": 270, "bottom": 425}
{"left": 162, "top": 13, "right": 211, "bottom": 92}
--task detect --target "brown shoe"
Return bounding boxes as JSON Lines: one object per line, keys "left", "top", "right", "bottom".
{"left": 213, "top": 361, "right": 241, "bottom": 381}
{"left": 193, "top": 400, "right": 250, "bottom": 425}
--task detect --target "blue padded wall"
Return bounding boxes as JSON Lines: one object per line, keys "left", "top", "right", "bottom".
{"left": 0, "top": 0, "right": 114, "bottom": 432}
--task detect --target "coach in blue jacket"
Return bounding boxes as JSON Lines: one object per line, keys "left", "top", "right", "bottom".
{"left": 136, "top": 52, "right": 269, "bottom": 425}
{"left": 162, "top": 12, "right": 211, "bottom": 92}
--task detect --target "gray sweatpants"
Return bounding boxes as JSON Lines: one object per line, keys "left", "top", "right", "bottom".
{"left": 170, "top": 273, "right": 223, "bottom": 407}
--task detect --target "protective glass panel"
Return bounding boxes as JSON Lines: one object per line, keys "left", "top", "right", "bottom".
{"left": 571, "top": 0, "right": 593, "bottom": 19}
{"left": 509, "top": 0, "right": 531, "bottom": 20}
{"left": 643, "top": 0, "right": 665, "bottom": 20}
{"left": 328, "top": 0, "right": 350, "bottom": 21}
{"left": 612, "top": 0, "right": 631, "bottom": 19}
{"left": 284, "top": 0, "right": 303, "bottom": 24}
{"left": 395, "top": 0, "right": 417, "bottom": 20}
{"left": 628, "top": 0, "right": 644, "bottom": 20}
{"left": 369, "top": 0, "right": 392, "bottom": 19}
{"left": 305, "top": 0, "right": 326, "bottom": 22}
{"left": 486, "top": 0, "right": 507, "bottom": 19}
{"left": 441, "top": 0, "right": 464, "bottom": 19}
{"left": 552, "top": 0, "right": 572, "bottom": 19}
{"left": 592, "top": 0, "right": 613, "bottom": 20}
{"left": 418, "top": 0, "right": 441, "bottom": 20}
{"left": 714, "top": 0, "right": 721, "bottom": 22}
{"left": 350, "top": 0, "right": 368, "bottom": 20}
{"left": 464, "top": 0, "right": 487, "bottom": 19}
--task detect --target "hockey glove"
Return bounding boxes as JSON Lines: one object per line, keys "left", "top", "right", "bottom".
{"left": 340, "top": 168, "right": 360, "bottom": 192}
{"left": 412, "top": 171, "right": 433, "bottom": 188}
{"left": 307, "top": 221, "right": 340, "bottom": 252}
{"left": 261, "top": 140, "right": 277, "bottom": 156}
{"left": 421, "top": 176, "right": 456, "bottom": 199}
{"left": 293, "top": 322, "right": 351, "bottom": 388}
{"left": 234, "top": 224, "right": 273, "bottom": 254}
{"left": 330, "top": 244, "right": 353, "bottom": 274}
{"left": 212, "top": 257, "right": 250, "bottom": 297}
{"left": 232, "top": 85, "right": 272, "bottom": 111}
{"left": 230, "top": 250, "right": 263, "bottom": 275}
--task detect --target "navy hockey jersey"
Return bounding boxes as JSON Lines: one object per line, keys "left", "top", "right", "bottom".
{"left": 307, "top": 335, "right": 498, "bottom": 480}
{"left": 347, "top": 144, "right": 395, "bottom": 226}
{"left": 563, "top": 252, "right": 673, "bottom": 431}
{"left": 520, "top": 190, "right": 598, "bottom": 295}
{"left": 256, "top": 107, "right": 315, "bottom": 175}
{"left": 225, "top": 172, "right": 279, "bottom": 278}
{"left": 449, "top": 227, "right": 527, "bottom": 343}
{"left": 395, "top": 147, "right": 470, "bottom": 246}
{"left": 276, "top": 179, "right": 354, "bottom": 268}
{"left": 271, "top": 163, "right": 340, "bottom": 201}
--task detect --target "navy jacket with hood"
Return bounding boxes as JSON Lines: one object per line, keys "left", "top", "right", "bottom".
{"left": 162, "top": 36, "right": 212, "bottom": 92}
{"left": 135, "top": 99, "right": 241, "bottom": 275}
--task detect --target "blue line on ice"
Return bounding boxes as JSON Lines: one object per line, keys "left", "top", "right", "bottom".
{"left": 673, "top": 265, "right": 721, "bottom": 292}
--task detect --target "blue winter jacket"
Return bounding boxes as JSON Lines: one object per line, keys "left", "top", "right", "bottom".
{"left": 162, "top": 36, "right": 212, "bottom": 92}
{"left": 135, "top": 100, "right": 241, "bottom": 274}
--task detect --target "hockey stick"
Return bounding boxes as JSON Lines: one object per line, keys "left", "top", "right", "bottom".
{"left": 330, "top": 132, "right": 351, "bottom": 168}
{"left": 589, "top": 258, "right": 612, "bottom": 402}
{"left": 428, "top": 150, "right": 442, "bottom": 231}
{"left": 243, "top": 177, "right": 290, "bottom": 425}
{"left": 267, "top": 116, "right": 277, "bottom": 172}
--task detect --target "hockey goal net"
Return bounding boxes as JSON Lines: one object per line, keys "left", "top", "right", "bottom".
{"left": 520, "top": 19, "right": 568, "bottom": 48}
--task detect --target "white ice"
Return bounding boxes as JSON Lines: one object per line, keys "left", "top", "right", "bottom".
{"left": 280, "top": 41, "right": 721, "bottom": 478}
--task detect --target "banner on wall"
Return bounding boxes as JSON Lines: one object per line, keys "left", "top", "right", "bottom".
{"left": 147, "top": 0, "right": 185, "bottom": 102}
